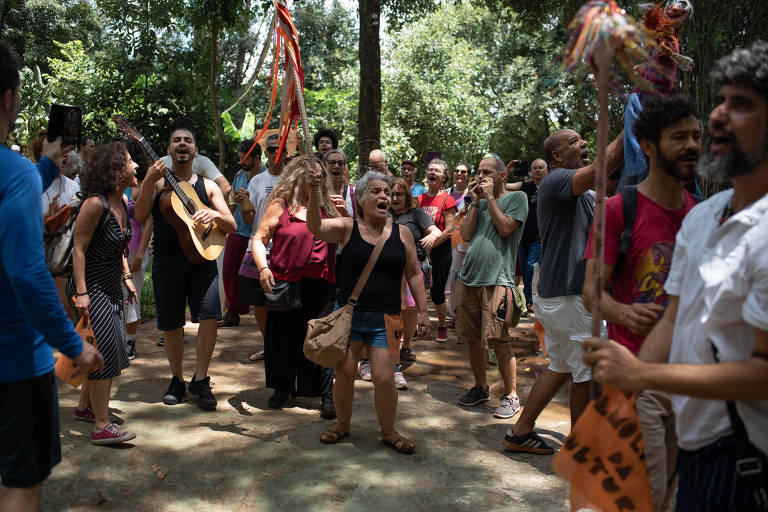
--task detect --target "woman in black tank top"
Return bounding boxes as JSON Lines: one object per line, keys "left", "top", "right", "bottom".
{"left": 305, "top": 170, "right": 432, "bottom": 454}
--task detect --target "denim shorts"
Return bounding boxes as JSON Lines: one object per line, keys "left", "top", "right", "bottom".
{"left": 335, "top": 303, "right": 389, "bottom": 349}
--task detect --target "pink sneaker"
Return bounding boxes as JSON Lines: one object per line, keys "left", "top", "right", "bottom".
{"left": 74, "top": 406, "right": 95, "bottom": 422}
{"left": 436, "top": 326, "right": 448, "bottom": 342}
{"left": 91, "top": 423, "right": 136, "bottom": 445}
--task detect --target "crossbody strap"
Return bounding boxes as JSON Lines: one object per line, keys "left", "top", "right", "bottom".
{"left": 348, "top": 219, "right": 393, "bottom": 305}
{"left": 711, "top": 342, "right": 768, "bottom": 509}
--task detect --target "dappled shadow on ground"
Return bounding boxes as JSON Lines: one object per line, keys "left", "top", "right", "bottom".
{"left": 46, "top": 312, "right": 570, "bottom": 511}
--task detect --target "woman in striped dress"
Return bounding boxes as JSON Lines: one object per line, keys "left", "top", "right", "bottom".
{"left": 67, "top": 141, "right": 139, "bottom": 445}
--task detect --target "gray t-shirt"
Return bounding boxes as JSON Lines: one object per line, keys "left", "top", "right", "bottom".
{"left": 247, "top": 171, "right": 282, "bottom": 249}
{"left": 536, "top": 168, "right": 595, "bottom": 298}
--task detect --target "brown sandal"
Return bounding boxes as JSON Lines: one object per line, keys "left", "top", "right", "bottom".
{"left": 381, "top": 431, "right": 415, "bottom": 454}
{"left": 320, "top": 425, "right": 350, "bottom": 444}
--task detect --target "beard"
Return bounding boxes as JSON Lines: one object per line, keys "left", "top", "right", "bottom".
{"left": 657, "top": 146, "right": 698, "bottom": 181}
{"left": 696, "top": 136, "right": 767, "bottom": 183}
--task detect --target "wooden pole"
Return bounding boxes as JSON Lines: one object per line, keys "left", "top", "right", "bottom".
{"left": 590, "top": 45, "right": 611, "bottom": 398}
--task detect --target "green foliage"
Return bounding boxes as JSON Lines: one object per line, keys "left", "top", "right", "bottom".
{"left": 222, "top": 109, "right": 256, "bottom": 141}
{"left": 15, "top": 66, "right": 53, "bottom": 147}
{"left": 382, "top": 3, "right": 603, "bottom": 180}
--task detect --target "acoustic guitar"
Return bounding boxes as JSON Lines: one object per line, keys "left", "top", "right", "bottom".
{"left": 112, "top": 115, "right": 226, "bottom": 264}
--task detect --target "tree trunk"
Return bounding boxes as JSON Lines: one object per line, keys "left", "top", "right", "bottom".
{"left": 233, "top": 0, "right": 252, "bottom": 85}
{"left": 209, "top": 27, "right": 226, "bottom": 172}
{"left": 357, "top": 0, "right": 382, "bottom": 173}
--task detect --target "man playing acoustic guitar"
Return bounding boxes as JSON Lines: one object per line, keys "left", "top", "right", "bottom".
{"left": 135, "top": 119, "right": 236, "bottom": 411}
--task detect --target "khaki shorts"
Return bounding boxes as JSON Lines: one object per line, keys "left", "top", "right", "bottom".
{"left": 455, "top": 281, "right": 509, "bottom": 348}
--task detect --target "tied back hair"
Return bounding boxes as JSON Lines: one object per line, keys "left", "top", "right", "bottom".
{"left": 268, "top": 155, "right": 340, "bottom": 217}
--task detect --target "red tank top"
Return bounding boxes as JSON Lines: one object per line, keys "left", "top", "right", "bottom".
{"left": 269, "top": 207, "right": 336, "bottom": 283}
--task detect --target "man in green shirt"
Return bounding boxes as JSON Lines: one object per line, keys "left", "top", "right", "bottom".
{"left": 456, "top": 157, "right": 528, "bottom": 419}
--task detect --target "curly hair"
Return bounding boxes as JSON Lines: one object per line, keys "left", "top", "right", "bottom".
{"left": 633, "top": 96, "right": 699, "bottom": 144}
{"left": 268, "top": 155, "right": 340, "bottom": 217}
{"left": 84, "top": 141, "right": 128, "bottom": 196}
{"left": 710, "top": 40, "right": 768, "bottom": 102}
{"left": 313, "top": 129, "right": 339, "bottom": 150}
{"left": 390, "top": 177, "right": 418, "bottom": 212}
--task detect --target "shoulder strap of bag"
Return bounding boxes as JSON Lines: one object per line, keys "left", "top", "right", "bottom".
{"left": 616, "top": 185, "right": 638, "bottom": 273}
{"left": 348, "top": 219, "right": 392, "bottom": 304}
{"left": 711, "top": 342, "right": 768, "bottom": 510}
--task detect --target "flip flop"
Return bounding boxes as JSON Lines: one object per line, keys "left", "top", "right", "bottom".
{"left": 249, "top": 351, "right": 265, "bottom": 361}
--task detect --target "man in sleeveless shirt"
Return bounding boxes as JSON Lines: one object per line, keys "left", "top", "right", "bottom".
{"left": 135, "top": 120, "right": 236, "bottom": 411}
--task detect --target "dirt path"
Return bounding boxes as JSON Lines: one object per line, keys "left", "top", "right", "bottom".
{"left": 45, "top": 311, "right": 571, "bottom": 512}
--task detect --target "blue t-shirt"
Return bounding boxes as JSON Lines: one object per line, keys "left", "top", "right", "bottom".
{"left": 411, "top": 183, "right": 427, "bottom": 197}
{"left": 0, "top": 147, "right": 83, "bottom": 382}
{"left": 232, "top": 169, "right": 260, "bottom": 238}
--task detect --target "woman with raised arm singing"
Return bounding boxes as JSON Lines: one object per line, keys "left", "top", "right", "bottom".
{"left": 306, "top": 170, "right": 431, "bottom": 454}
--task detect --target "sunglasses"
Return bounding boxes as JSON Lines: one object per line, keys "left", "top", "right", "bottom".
{"left": 454, "top": 168, "right": 469, "bottom": 174}
{"left": 266, "top": 146, "right": 279, "bottom": 153}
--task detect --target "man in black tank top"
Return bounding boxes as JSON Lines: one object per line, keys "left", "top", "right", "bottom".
{"left": 135, "top": 119, "right": 236, "bottom": 411}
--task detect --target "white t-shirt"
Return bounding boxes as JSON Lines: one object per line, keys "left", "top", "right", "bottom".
{"left": 665, "top": 189, "right": 768, "bottom": 454}
{"left": 247, "top": 171, "right": 282, "bottom": 250}
{"left": 159, "top": 154, "right": 223, "bottom": 181}
{"left": 43, "top": 174, "right": 80, "bottom": 217}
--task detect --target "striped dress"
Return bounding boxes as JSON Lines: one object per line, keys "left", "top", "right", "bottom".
{"left": 67, "top": 202, "right": 132, "bottom": 380}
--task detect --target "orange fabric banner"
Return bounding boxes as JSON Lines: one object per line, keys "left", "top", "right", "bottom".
{"left": 552, "top": 386, "right": 653, "bottom": 512}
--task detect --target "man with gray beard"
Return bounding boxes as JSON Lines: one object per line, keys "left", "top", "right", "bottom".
{"left": 585, "top": 40, "right": 768, "bottom": 511}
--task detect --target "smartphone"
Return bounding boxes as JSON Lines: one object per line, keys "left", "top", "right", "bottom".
{"left": 513, "top": 160, "right": 530, "bottom": 177}
{"left": 47, "top": 104, "right": 82, "bottom": 146}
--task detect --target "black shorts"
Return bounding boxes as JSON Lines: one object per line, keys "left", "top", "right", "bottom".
{"left": 0, "top": 371, "right": 61, "bottom": 488}
{"left": 152, "top": 252, "right": 222, "bottom": 331}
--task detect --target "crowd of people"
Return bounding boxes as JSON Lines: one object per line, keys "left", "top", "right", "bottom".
{"left": 2, "top": 36, "right": 768, "bottom": 512}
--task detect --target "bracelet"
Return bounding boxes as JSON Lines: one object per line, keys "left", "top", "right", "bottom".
{"left": 258, "top": 266, "right": 268, "bottom": 273}
{"left": 74, "top": 291, "right": 88, "bottom": 297}
{"left": 122, "top": 272, "right": 133, "bottom": 280}
{"left": 470, "top": 203, "right": 479, "bottom": 208}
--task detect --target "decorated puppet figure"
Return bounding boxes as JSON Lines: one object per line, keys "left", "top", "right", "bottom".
{"left": 621, "top": 0, "right": 694, "bottom": 186}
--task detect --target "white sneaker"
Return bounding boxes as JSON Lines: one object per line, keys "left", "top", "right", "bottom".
{"left": 358, "top": 360, "right": 372, "bottom": 381}
{"left": 394, "top": 370, "right": 408, "bottom": 390}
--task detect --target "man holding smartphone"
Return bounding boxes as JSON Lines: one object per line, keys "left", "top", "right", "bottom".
{"left": 456, "top": 157, "right": 528, "bottom": 419}
{"left": 0, "top": 40, "right": 102, "bottom": 512}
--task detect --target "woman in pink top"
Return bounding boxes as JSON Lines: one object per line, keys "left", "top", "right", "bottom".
{"left": 252, "top": 156, "right": 343, "bottom": 418}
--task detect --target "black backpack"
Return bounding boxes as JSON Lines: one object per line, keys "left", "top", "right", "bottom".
{"left": 616, "top": 186, "right": 702, "bottom": 272}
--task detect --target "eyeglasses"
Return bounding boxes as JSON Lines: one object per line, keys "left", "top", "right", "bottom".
{"left": 454, "top": 168, "right": 469, "bottom": 174}
{"left": 326, "top": 159, "right": 345, "bottom": 167}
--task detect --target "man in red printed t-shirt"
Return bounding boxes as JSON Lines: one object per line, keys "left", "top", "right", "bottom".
{"left": 582, "top": 95, "right": 701, "bottom": 512}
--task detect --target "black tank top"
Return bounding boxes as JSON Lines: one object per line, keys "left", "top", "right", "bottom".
{"left": 152, "top": 173, "right": 210, "bottom": 256}
{"left": 337, "top": 219, "right": 404, "bottom": 314}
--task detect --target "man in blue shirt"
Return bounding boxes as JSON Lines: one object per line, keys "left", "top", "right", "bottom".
{"left": 0, "top": 41, "right": 102, "bottom": 511}
{"left": 219, "top": 139, "right": 263, "bottom": 327}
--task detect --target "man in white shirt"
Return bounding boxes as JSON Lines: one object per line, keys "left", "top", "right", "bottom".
{"left": 585, "top": 40, "right": 768, "bottom": 511}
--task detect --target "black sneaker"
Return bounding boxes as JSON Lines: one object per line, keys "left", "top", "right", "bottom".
{"left": 268, "top": 390, "right": 290, "bottom": 409}
{"left": 126, "top": 339, "right": 136, "bottom": 360}
{"left": 188, "top": 374, "right": 217, "bottom": 411}
{"left": 457, "top": 385, "right": 491, "bottom": 406}
{"left": 163, "top": 376, "right": 186, "bottom": 405}
{"left": 320, "top": 396, "right": 336, "bottom": 419}
{"left": 503, "top": 429, "right": 555, "bottom": 454}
